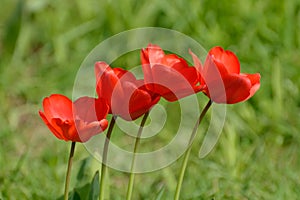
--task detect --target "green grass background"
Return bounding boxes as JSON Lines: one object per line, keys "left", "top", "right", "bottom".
{"left": 0, "top": 0, "right": 300, "bottom": 199}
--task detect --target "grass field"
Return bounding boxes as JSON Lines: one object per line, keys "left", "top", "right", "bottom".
{"left": 1, "top": 0, "right": 300, "bottom": 199}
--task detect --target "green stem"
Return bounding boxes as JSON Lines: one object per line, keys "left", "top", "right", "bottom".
{"left": 174, "top": 100, "right": 212, "bottom": 200}
{"left": 99, "top": 116, "right": 117, "bottom": 200}
{"left": 64, "top": 141, "right": 76, "bottom": 200}
{"left": 126, "top": 112, "right": 149, "bottom": 200}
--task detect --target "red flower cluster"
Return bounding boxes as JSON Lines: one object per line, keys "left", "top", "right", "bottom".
{"left": 39, "top": 44, "right": 260, "bottom": 142}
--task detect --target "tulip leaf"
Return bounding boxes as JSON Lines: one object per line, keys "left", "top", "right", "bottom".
{"left": 68, "top": 190, "right": 81, "bottom": 200}
{"left": 76, "top": 158, "right": 90, "bottom": 183}
{"left": 56, "top": 189, "right": 81, "bottom": 200}
{"left": 58, "top": 171, "right": 100, "bottom": 200}
{"left": 74, "top": 184, "right": 90, "bottom": 200}
{"left": 154, "top": 186, "right": 165, "bottom": 200}
{"left": 87, "top": 171, "right": 100, "bottom": 200}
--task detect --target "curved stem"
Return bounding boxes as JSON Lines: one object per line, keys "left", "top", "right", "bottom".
{"left": 126, "top": 112, "right": 149, "bottom": 200}
{"left": 99, "top": 116, "right": 117, "bottom": 200}
{"left": 64, "top": 141, "right": 76, "bottom": 200}
{"left": 174, "top": 100, "right": 212, "bottom": 200}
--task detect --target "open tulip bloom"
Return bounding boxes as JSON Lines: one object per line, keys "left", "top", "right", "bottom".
{"left": 141, "top": 44, "right": 204, "bottom": 101}
{"left": 39, "top": 43, "right": 260, "bottom": 200}
{"left": 95, "top": 61, "right": 160, "bottom": 121}
{"left": 39, "top": 94, "right": 109, "bottom": 142}
{"left": 190, "top": 46, "right": 261, "bottom": 104}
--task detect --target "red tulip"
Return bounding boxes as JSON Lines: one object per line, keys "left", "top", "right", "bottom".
{"left": 95, "top": 62, "right": 160, "bottom": 121}
{"left": 141, "top": 44, "right": 203, "bottom": 102}
{"left": 190, "top": 46, "right": 261, "bottom": 104}
{"left": 39, "top": 94, "right": 109, "bottom": 142}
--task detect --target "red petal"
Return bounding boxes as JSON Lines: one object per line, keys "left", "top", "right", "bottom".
{"left": 95, "top": 62, "right": 119, "bottom": 103}
{"left": 150, "top": 64, "right": 199, "bottom": 101}
{"left": 114, "top": 68, "right": 137, "bottom": 83}
{"left": 95, "top": 98, "right": 110, "bottom": 120}
{"left": 203, "top": 50, "right": 245, "bottom": 101}
{"left": 129, "top": 89, "right": 153, "bottom": 120}
{"left": 141, "top": 48, "right": 150, "bottom": 65}
{"left": 73, "top": 97, "right": 109, "bottom": 140}
{"left": 141, "top": 45, "right": 163, "bottom": 87}
{"left": 109, "top": 79, "right": 147, "bottom": 120}
{"left": 209, "top": 46, "right": 240, "bottom": 74}
{"left": 99, "top": 119, "right": 109, "bottom": 132}
{"left": 113, "top": 67, "right": 127, "bottom": 78}
{"left": 203, "top": 55, "right": 228, "bottom": 86}
{"left": 76, "top": 119, "right": 108, "bottom": 142}
{"left": 242, "top": 73, "right": 261, "bottom": 101}
{"left": 94, "top": 62, "right": 110, "bottom": 79}
{"left": 189, "top": 49, "right": 203, "bottom": 73}
{"left": 207, "top": 74, "right": 252, "bottom": 104}
{"left": 142, "top": 62, "right": 155, "bottom": 90}
{"left": 179, "top": 67, "right": 199, "bottom": 86}
{"left": 144, "top": 44, "right": 165, "bottom": 65}
{"left": 189, "top": 49, "right": 206, "bottom": 86}
{"left": 42, "top": 94, "right": 73, "bottom": 121}
{"left": 39, "top": 111, "right": 65, "bottom": 140}
{"left": 112, "top": 68, "right": 136, "bottom": 82}
{"left": 51, "top": 118, "right": 76, "bottom": 141}
{"left": 161, "top": 54, "right": 189, "bottom": 71}
{"left": 74, "top": 97, "right": 95, "bottom": 121}
{"left": 74, "top": 96, "right": 109, "bottom": 122}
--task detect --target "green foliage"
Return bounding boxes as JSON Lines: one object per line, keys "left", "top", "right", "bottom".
{"left": 0, "top": 0, "right": 300, "bottom": 199}
{"left": 57, "top": 165, "right": 100, "bottom": 200}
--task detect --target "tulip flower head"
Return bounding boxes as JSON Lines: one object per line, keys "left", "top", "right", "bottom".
{"left": 39, "top": 94, "right": 109, "bottom": 142}
{"left": 141, "top": 44, "right": 204, "bottom": 102}
{"left": 95, "top": 62, "right": 160, "bottom": 121}
{"left": 190, "top": 46, "right": 260, "bottom": 104}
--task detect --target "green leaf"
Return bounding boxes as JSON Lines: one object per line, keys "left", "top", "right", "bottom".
{"left": 75, "top": 183, "right": 90, "bottom": 200}
{"left": 76, "top": 158, "right": 90, "bottom": 183}
{"left": 88, "top": 171, "right": 100, "bottom": 200}
{"left": 56, "top": 189, "right": 81, "bottom": 200}
{"left": 69, "top": 190, "right": 81, "bottom": 200}
{"left": 154, "top": 186, "right": 165, "bottom": 200}
{"left": 57, "top": 171, "right": 100, "bottom": 200}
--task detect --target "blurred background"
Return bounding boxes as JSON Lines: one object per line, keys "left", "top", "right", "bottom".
{"left": 0, "top": 0, "right": 299, "bottom": 199}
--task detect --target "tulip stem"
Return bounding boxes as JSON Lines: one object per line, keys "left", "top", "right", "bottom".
{"left": 174, "top": 100, "right": 212, "bottom": 200}
{"left": 99, "top": 116, "right": 117, "bottom": 200}
{"left": 126, "top": 112, "right": 149, "bottom": 200}
{"left": 64, "top": 141, "right": 76, "bottom": 200}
